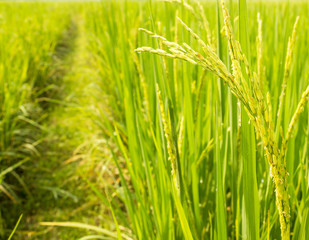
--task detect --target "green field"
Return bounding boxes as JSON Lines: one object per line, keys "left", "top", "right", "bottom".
{"left": 0, "top": 0, "right": 308, "bottom": 239}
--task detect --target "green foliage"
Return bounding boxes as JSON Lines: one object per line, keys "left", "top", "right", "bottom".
{"left": 86, "top": 0, "right": 309, "bottom": 239}
{"left": 0, "top": 1, "right": 308, "bottom": 240}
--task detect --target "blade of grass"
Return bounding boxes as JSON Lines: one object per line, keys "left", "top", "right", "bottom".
{"left": 238, "top": 0, "right": 259, "bottom": 239}
{"left": 8, "top": 214, "right": 23, "bottom": 240}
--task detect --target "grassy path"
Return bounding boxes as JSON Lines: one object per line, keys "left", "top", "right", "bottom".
{"left": 3, "top": 15, "right": 107, "bottom": 239}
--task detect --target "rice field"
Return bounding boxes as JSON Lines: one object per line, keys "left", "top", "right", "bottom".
{"left": 0, "top": 0, "right": 308, "bottom": 239}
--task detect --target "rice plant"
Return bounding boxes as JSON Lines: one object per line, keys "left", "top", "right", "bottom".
{"left": 82, "top": 0, "right": 309, "bottom": 239}
{"left": 1, "top": 0, "right": 309, "bottom": 239}
{"left": 136, "top": 1, "right": 309, "bottom": 238}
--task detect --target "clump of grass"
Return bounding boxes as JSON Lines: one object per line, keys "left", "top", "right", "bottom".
{"left": 136, "top": 1, "right": 308, "bottom": 239}
{"left": 0, "top": 2, "right": 74, "bottom": 235}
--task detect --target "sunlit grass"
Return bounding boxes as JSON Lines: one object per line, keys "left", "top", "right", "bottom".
{"left": 0, "top": 0, "right": 308, "bottom": 239}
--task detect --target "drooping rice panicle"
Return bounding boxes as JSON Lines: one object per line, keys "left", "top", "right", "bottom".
{"left": 280, "top": 85, "right": 309, "bottom": 161}
{"left": 131, "top": 47, "right": 151, "bottom": 122}
{"left": 276, "top": 17, "right": 300, "bottom": 140}
{"left": 176, "top": 17, "right": 208, "bottom": 49}
{"left": 156, "top": 83, "right": 179, "bottom": 195}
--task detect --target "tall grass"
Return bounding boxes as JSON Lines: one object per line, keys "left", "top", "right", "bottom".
{"left": 0, "top": 2, "right": 72, "bottom": 235}
{"left": 0, "top": 0, "right": 308, "bottom": 239}
{"left": 84, "top": 0, "right": 309, "bottom": 239}
{"left": 137, "top": 1, "right": 309, "bottom": 238}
